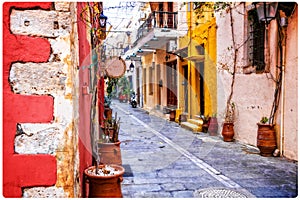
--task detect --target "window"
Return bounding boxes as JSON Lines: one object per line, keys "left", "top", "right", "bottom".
{"left": 248, "top": 9, "right": 265, "bottom": 72}
{"left": 149, "top": 64, "right": 154, "bottom": 95}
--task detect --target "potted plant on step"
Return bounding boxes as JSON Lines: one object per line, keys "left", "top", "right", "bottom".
{"left": 221, "top": 101, "right": 236, "bottom": 142}
{"left": 200, "top": 115, "right": 210, "bottom": 133}
{"left": 256, "top": 116, "right": 277, "bottom": 157}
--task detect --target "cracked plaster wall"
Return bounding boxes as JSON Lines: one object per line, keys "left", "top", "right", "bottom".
{"left": 10, "top": 2, "right": 80, "bottom": 197}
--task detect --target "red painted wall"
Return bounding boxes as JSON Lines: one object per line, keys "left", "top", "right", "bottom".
{"left": 2, "top": 2, "right": 57, "bottom": 197}
{"left": 77, "top": 2, "right": 93, "bottom": 197}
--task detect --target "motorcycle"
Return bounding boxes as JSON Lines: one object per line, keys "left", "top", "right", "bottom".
{"left": 130, "top": 92, "right": 137, "bottom": 108}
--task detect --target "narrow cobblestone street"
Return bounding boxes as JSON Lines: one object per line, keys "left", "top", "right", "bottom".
{"left": 111, "top": 100, "right": 298, "bottom": 198}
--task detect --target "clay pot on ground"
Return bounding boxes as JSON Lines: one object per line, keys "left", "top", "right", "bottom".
{"left": 257, "top": 123, "right": 277, "bottom": 157}
{"left": 84, "top": 164, "right": 125, "bottom": 198}
{"left": 169, "top": 110, "right": 176, "bottom": 121}
{"left": 221, "top": 122, "right": 234, "bottom": 142}
{"left": 98, "top": 141, "right": 122, "bottom": 165}
{"left": 208, "top": 117, "right": 218, "bottom": 136}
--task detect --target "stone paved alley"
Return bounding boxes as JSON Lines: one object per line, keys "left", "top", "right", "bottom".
{"left": 110, "top": 100, "right": 298, "bottom": 198}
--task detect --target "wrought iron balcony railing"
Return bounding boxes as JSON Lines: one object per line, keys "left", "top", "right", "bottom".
{"left": 134, "top": 11, "right": 178, "bottom": 47}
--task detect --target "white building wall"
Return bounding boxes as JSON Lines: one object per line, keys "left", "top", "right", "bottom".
{"left": 282, "top": 8, "right": 298, "bottom": 160}
{"left": 216, "top": 3, "right": 290, "bottom": 153}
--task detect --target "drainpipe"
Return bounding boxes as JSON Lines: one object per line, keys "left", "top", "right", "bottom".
{"left": 188, "top": 2, "right": 192, "bottom": 119}
{"left": 279, "top": 16, "right": 288, "bottom": 156}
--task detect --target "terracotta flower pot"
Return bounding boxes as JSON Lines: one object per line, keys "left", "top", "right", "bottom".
{"left": 208, "top": 117, "right": 218, "bottom": 136}
{"left": 84, "top": 164, "right": 125, "bottom": 198}
{"left": 257, "top": 123, "right": 277, "bottom": 157}
{"left": 222, "top": 122, "right": 234, "bottom": 142}
{"left": 98, "top": 141, "right": 122, "bottom": 165}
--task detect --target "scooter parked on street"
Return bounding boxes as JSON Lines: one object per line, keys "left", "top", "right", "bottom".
{"left": 130, "top": 92, "right": 137, "bottom": 108}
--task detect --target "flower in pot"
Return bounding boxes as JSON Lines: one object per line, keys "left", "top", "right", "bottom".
{"left": 256, "top": 116, "right": 277, "bottom": 157}
{"left": 200, "top": 115, "right": 211, "bottom": 133}
{"left": 221, "top": 101, "right": 236, "bottom": 142}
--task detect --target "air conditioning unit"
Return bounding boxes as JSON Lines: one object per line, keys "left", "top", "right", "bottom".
{"left": 166, "top": 40, "right": 177, "bottom": 52}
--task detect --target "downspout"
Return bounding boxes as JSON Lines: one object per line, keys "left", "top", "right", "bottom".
{"left": 188, "top": 2, "right": 192, "bottom": 118}
{"left": 279, "top": 16, "right": 288, "bottom": 156}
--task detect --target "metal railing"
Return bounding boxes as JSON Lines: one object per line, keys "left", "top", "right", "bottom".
{"left": 134, "top": 11, "right": 178, "bottom": 46}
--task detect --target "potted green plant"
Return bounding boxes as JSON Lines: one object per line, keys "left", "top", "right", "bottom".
{"left": 200, "top": 115, "right": 211, "bottom": 133}
{"left": 99, "top": 112, "right": 122, "bottom": 165}
{"left": 256, "top": 116, "right": 277, "bottom": 157}
{"left": 221, "top": 101, "right": 236, "bottom": 142}
{"left": 84, "top": 109, "right": 124, "bottom": 198}
{"left": 117, "top": 76, "right": 131, "bottom": 103}
{"left": 84, "top": 164, "right": 124, "bottom": 198}
{"left": 80, "top": 5, "right": 125, "bottom": 197}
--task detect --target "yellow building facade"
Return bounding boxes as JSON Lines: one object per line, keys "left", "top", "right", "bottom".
{"left": 177, "top": 3, "right": 217, "bottom": 119}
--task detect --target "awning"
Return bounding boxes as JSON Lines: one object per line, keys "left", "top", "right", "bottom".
{"left": 173, "top": 47, "right": 188, "bottom": 58}
{"left": 185, "top": 55, "right": 205, "bottom": 62}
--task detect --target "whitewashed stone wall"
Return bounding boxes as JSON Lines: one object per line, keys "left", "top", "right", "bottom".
{"left": 10, "top": 2, "right": 80, "bottom": 197}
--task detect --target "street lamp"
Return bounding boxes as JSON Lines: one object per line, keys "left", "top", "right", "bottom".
{"left": 255, "top": 2, "right": 278, "bottom": 24}
{"left": 129, "top": 62, "right": 135, "bottom": 72}
{"left": 99, "top": 13, "right": 107, "bottom": 28}
{"left": 99, "top": 12, "right": 107, "bottom": 40}
{"left": 125, "top": 55, "right": 131, "bottom": 60}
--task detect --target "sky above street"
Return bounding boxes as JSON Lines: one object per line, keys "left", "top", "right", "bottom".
{"left": 103, "top": 1, "right": 140, "bottom": 32}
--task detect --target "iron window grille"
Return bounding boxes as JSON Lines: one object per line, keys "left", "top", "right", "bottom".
{"left": 248, "top": 9, "right": 265, "bottom": 73}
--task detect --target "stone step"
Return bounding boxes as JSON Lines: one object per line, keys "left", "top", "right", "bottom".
{"left": 187, "top": 119, "right": 203, "bottom": 126}
{"left": 181, "top": 121, "right": 202, "bottom": 132}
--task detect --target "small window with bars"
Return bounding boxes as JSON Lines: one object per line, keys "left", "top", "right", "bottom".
{"left": 248, "top": 9, "right": 265, "bottom": 73}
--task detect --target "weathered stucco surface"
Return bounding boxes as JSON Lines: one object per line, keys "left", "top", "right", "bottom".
{"left": 282, "top": 8, "right": 298, "bottom": 160}
{"left": 9, "top": 2, "right": 80, "bottom": 197}
{"left": 216, "top": 3, "right": 298, "bottom": 161}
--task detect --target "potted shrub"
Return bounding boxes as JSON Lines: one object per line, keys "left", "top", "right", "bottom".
{"left": 256, "top": 116, "right": 277, "bottom": 157}
{"left": 200, "top": 115, "right": 210, "bottom": 133}
{"left": 221, "top": 101, "right": 236, "bottom": 142}
{"left": 85, "top": 110, "right": 124, "bottom": 198}
{"left": 84, "top": 164, "right": 125, "bottom": 197}
{"left": 99, "top": 112, "right": 122, "bottom": 165}
{"left": 80, "top": 5, "right": 125, "bottom": 197}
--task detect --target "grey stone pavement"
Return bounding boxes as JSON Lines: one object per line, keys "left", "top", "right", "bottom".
{"left": 110, "top": 100, "right": 298, "bottom": 198}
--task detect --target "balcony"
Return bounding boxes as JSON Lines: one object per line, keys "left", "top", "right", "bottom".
{"left": 129, "top": 11, "right": 181, "bottom": 55}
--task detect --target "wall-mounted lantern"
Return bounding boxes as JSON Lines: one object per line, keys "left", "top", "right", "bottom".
{"left": 99, "top": 13, "right": 108, "bottom": 28}
{"left": 137, "top": 49, "right": 143, "bottom": 54}
{"left": 99, "top": 13, "right": 107, "bottom": 40}
{"left": 129, "top": 62, "right": 135, "bottom": 72}
{"left": 165, "top": 54, "right": 170, "bottom": 61}
{"left": 255, "top": 2, "right": 278, "bottom": 25}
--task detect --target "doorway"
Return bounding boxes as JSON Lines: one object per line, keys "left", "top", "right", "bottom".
{"left": 183, "top": 65, "right": 188, "bottom": 112}
{"left": 196, "top": 62, "right": 204, "bottom": 115}
{"left": 166, "top": 61, "right": 177, "bottom": 107}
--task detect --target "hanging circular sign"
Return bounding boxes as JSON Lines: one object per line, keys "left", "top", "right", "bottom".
{"left": 105, "top": 57, "right": 126, "bottom": 78}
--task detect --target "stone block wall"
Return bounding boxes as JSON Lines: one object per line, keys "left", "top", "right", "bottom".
{"left": 3, "top": 2, "right": 80, "bottom": 197}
